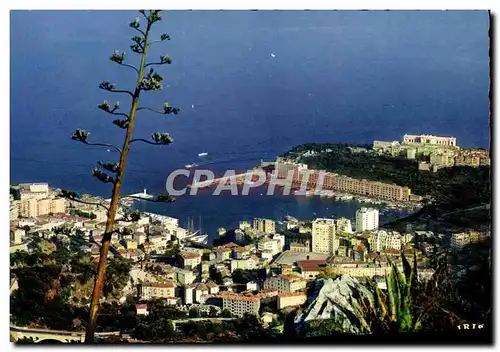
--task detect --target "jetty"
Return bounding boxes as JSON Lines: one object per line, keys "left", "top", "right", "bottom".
{"left": 106, "top": 189, "right": 154, "bottom": 202}
{"left": 188, "top": 171, "right": 259, "bottom": 189}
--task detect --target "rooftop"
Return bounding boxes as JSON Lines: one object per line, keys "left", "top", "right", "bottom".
{"left": 180, "top": 252, "right": 201, "bottom": 259}
{"left": 222, "top": 294, "right": 260, "bottom": 302}
{"left": 142, "top": 281, "right": 176, "bottom": 288}
{"left": 298, "top": 260, "right": 327, "bottom": 271}
{"left": 274, "top": 251, "right": 329, "bottom": 266}
{"left": 279, "top": 274, "right": 305, "bottom": 282}
{"left": 277, "top": 292, "right": 307, "bottom": 298}
{"left": 232, "top": 246, "right": 247, "bottom": 252}
{"left": 224, "top": 242, "right": 239, "bottom": 248}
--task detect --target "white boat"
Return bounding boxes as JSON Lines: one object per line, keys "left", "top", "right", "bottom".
{"left": 198, "top": 152, "right": 208, "bottom": 157}
{"left": 270, "top": 53, "right": 276, "bottom": 58}
{"left": 185, "top": 163, "right": 199, "bottom": 169}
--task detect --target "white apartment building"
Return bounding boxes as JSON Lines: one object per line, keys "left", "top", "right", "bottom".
{"left": 18, "top": 198, "right": 66, "bottom": 218}
{"left": 230, "top": 258, "right": 256, "bottom": 272}
{"left": 334, "top": 217, "right": 353, "bottom": 234}
{"left": 174, "top": 227, "right": 187, "bottom": 241}
{"left": 246, "top": 281, "right": 258, "bottom": 291}
{"left": 184, "top": 286, "right": 194, "bottom": 305}
{"left": 215, "top": 247, "right": 232, "bottom": 262}
{"left": 277, "top": 292, "right": 307, "bottom": 310}
{"left": 264, "top": 274, "right": 307, "bottom": 293}
{"left": 253, "top": 218, "right": 276, "bottom": 234}
{"left": 10, "top": 228, "right": 25, "bottom": 245}
{"left": 257, "top": 238, "right": 280, "bottom": 255}
{"left": 10, "top": 201, "right": 19, "bottom": 221}
{"left": 179, "top": 252, "right": 202, "bottom": 269}
{"left": 311, "top": 218, "right": 336, "bottom": 254}
{"left": 19, "top": 183, "right": 50, "bottom": 200}
{"left": 222, "top": 294, "right": 261, "bottom": 317}
{"left": 139, "top": 281, "right": 176, "bottom": 300}
{"left": 272, "top": 234, "right": 285, "bottom": 252}
{"left": 369, "top": 230, "right": 402, "bottom": 252}
{"left": 355, "top": 208, "right": 379, "bottom": 232}
{"left": 177, "top": 269, "right": 197, "bottom": 286}
{"left": 403, "top": 134, "right": 457, "bottom": 148}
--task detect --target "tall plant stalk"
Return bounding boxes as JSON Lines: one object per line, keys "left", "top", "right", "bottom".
{"left": 65, "top": 10, "right": 180, "bottom": 343}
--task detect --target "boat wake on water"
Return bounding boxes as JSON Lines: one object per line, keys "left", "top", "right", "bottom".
{"left": 183, "top": 149, "right": 278, "bottom": 169}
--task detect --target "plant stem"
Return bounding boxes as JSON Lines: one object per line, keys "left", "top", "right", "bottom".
{"left": 84, "top": 21, "right": 151, "bottom": 343}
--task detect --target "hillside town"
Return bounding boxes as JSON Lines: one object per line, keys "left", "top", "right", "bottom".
{"left": 10, "top": 181, "right": 490, "bottom": 333}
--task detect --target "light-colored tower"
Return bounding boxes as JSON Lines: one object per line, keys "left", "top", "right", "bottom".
{"left": 312, "top": 218, "right": 336, "bottom": 254}
{"left": 355, "top": 208, "right": 379, "bottom": 232}
{"left": 334, "top": 217, "right": 353, "bottom": 234}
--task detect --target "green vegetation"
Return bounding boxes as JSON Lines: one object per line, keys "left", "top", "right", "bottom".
{"left": 220, "top": 309, "right": 232, "bottom": 318}
{"left": 189, "top": 307, "right": 200, "bottom": 318}
{"left": 163, "top": 242, "right": 180, "bottom": 256}
{"left": 260, "top": 296, "right": 278, "bottom": 314}
{"left": 284, "top": 143, "right": 490, "bottom": 210}
{"left": 69, "top": 208, "right": 97, "bottom": 220}
{"left": 367, "top": 254, "right": 425, "bottom": 332}
{"left": 231, "top": 269, "right": 258, "bottom": 284}
{"left": 10, "top": 237, "right": 131, "bottom": 331}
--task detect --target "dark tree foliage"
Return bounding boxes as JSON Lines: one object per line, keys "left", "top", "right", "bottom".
{"left": 189, "top": 307, "right": 200, "bottom": 318}
{"left": 10, "top": 239, "right": 130, "bottom": 331}
{"left": 231, "top": 269, "right": 258, "bottom": 284}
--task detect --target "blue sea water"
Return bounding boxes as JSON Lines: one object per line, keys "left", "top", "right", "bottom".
{"left": 10, "top": 10, "right": 490, "bottom": 238}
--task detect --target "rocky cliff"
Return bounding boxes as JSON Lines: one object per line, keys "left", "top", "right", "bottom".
{"left": 294, "top": 275, "right": 374, "bottom": 335}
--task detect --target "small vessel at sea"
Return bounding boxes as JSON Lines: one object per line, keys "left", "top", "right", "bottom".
{"left": 198, "top": 152, "right": 208, "bottom": 157}
{"left": 185, "top": 163, "right": 199, "bottom": 169}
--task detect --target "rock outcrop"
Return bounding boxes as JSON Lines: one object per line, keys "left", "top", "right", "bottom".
{"left": 294, "top": 275, "right": 374, "bottom": 335}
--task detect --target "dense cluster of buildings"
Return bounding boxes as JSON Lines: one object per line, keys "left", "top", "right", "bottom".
{"left": 274, "top": 159, "right": 421, "bottom": 202}
{"left": 373, "top": 134, "right": 490, "bottom": 171}
{"left": 9, "top": 181, "right": 491, "bottom": 323}
{"left": 10, "top": 183, "right": 67, "bottom": 219}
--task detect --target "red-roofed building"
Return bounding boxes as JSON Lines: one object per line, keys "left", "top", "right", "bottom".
{"left": 352, "top": 244, "right": 367, "bottom": 262}
{"left": 259, "top": 289, "right": 279, "bottom": 298}
{"left": 298, "top": 260, "right": 327, "bottom": 280}
{"left": 206, "top": 281, "right": 220, "bottom": 294}
{"left": 277, "top": 292, "right": 307, "bottom": 310}
{"left": 179, "top": 252, "right": 202, "bottom": 269}
{"left": 366, "top": 251, "right": 379, "bottom": 262}
{"left": 135, "top": 304, "right": 149, "bottom": 316}
{"left": 232, "top": 246, "right": 250, "bottom": 259}
{"left": 222, "top": 293, "right": 261, "bottom": 317}
{"left": 264, "top": 274, "right": 307, "bottom": 293}
{"left": 139, "top": 281, "right": 176, "bottom": 300}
